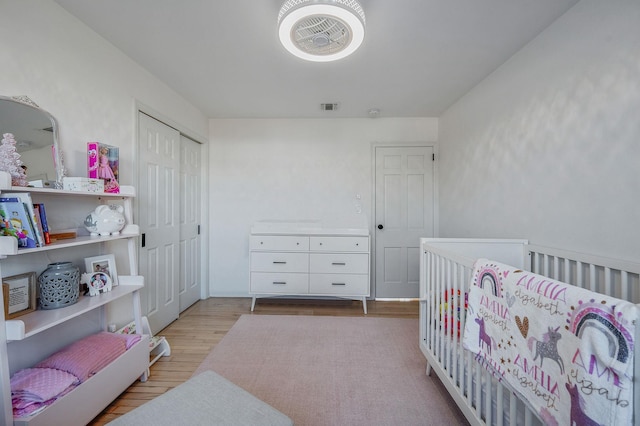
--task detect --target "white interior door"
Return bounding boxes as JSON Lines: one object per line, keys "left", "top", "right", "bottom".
{"left": 138, "top": 112, "right": 180, "bottom": 334}
{"left": 179, "top": 135, "right": 201, "bottom": 312}
{"left": 375, "top": 146, "right": 435, "bottom": 298}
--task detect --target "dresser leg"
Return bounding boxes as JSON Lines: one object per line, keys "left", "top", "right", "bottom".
{"left": 362, "top": 297, "right": 367, "bottom": 314}
{"left": 251, "top": 296, "right": 257, "bottom": 312}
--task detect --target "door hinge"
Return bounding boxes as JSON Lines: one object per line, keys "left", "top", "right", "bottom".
{"left": 432, "top": 153, "right": 435, "bottom": 161}
{"left": 141, "top": 233, "right": 146, "bottom": 248}
{"left": 197, "top": 225, "right": 201, "bottom": 235}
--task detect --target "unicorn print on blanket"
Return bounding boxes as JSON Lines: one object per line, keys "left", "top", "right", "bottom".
{"left": 475, "top": 316, "right": 495, "bottom": 355}
{"left": 566, "top": 380, "right": 602, "bottom": 426}
{"left": 528, "top": 326, "right": 565, "bottom": 374}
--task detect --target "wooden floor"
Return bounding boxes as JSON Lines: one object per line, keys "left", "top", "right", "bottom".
{"left": 89, "top": 297, "right": 419, "bottom": 424}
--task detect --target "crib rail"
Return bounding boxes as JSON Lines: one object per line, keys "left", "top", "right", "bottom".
{"left": 420, "top": 239, "right": 640, "bottom": 426}
{"left": 527, "top": 244, "right": 640, "bottom": 303}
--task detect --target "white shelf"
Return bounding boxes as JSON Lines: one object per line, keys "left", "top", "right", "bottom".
{"left": 0, "top": 229, "right": 139, "bottom": 256}
{"left": 5, "top": 276, "right": 144, "bottom": 341}
{"left": 0, "top": 181, "right": 139, "bottom": 258}
{"left": 1, "top": 184, "right": 136, "bottom": 197}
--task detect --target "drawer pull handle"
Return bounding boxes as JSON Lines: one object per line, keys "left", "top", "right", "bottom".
{"left": 273, "top": 281, "right": 287, "bottom": 285}
{"left": 332, "top": 262, "right": 346, "bottom": 266}
{"left": 332, "top": 283, "right": 346, "bottom": 286}
{"left": 273, "top": 261, "right": 287, "bottom": 264}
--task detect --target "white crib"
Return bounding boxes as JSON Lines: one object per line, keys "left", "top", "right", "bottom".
{"left": 419, "top": 238, "right": 640, "bottom": 426}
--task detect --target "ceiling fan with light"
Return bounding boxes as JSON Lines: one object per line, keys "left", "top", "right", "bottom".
{"left": 277, "top": 0, "right": 366, "bottom": 62}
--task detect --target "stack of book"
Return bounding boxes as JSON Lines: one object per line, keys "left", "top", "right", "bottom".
{"left": 0, "top": 193, "right": 50, "bottom": 248}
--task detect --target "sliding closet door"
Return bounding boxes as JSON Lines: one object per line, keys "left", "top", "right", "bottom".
{"left": 138, "top": 112, "right": 180, "bottom": 334}
{"left": 178, "top": 135, "right": 202, "bottom": 311}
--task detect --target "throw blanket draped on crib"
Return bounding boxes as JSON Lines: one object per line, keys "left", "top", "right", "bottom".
{"left": 462, "top": 259, "right": 638, "bottom": 426}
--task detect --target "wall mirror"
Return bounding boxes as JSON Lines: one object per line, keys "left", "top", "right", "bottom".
{"left": 0, "top": 95, "right": 63, "bottom": 188}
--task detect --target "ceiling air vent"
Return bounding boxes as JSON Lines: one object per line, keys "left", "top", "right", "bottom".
{"left": 321, "top": 103, "right": 338, "bottom": 111}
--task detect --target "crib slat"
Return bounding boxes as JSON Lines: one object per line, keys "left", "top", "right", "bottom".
{"left": 576, "top": 261, "right": 584, "bottom": 289}
{"left": 509, "top": 393, "right": 516, "bottom": 426}
{"left": 496, "top": 383, "right": 503, "bottom": 426}
{"left": 484, "top": 370, "right": 492, "bottom": 425}
{"left": 621, "top": 270, "right": 629, "bottom": 301}
{"left": 524, "top": 408, "right": 532, "bottom": 426}
{"left": 553, "top": 255, "right": 560, "bottom": 279}
{"left": 589, "top": 263, "right": 597, "bottom": 292}
{"left": 604, "top": 266, "right": 612, "bottom": 298}
{"left": 543, "top": 254, "right": 550, "bottom": 276}
{"left": 451, "top": 263, "right": 459, "bottom": 385}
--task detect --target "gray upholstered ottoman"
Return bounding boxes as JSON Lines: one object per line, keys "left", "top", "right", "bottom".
{"left": 107, "top": 370, "right": 293, "bottom": 425}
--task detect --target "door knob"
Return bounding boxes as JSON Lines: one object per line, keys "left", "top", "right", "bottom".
{"left": 377, "top": 224, "right": 384, "bottom": 230}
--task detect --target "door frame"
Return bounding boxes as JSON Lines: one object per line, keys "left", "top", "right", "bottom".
{"left": 369, "top": 141, "right": 440, "bottom": 299}
{"left": 133, "top": 101, "right": 210, "bottom": 303}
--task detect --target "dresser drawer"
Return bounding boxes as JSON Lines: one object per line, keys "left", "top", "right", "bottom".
{"left": 309, "top": 274, "right": 369, "bottom": 295}
{"left": 310, "top": 236, "right": 368, "bottom": 252}
{"left": 251, "top": 272, "right": 309, "bottom": 294}
{"left": 309, "top": 253, "right": 368, "bottom": 274}
{"left": 250, "top": 235, "right": 309, "bottom": 251}
{"left": 251, "top": 252, "right": 309, "bottom": 273}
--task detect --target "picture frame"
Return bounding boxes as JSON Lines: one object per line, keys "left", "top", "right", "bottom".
{"left": 84, "top": 254, "right": 118, "bottom": 287}
{"left": 81, "top": 271, "right": 113, "bottom": 296}
{"left": 3, "top": 272, "right": 37, "bottom": 319}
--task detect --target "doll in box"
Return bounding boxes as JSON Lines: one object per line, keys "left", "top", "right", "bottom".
{"left": 97, "top": 147, "right": 116, "bottom": 181}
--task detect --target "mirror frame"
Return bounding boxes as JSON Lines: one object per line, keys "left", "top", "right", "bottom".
{"left": 0, "top": 95, "right": 63, "bottom": 188}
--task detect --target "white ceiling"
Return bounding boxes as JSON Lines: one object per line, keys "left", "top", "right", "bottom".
{"left": 54, "top": 0, "right": 579, "bottom": 119}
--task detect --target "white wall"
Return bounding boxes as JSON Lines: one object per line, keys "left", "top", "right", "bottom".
{"left": 208, "top": 118, "right": 437, "bottom": 296}
{"left": 438, "top": 0, "right": 640, "bottom": 262}
{"left": 0, "top": 0, "right": 208, "bottom": 183}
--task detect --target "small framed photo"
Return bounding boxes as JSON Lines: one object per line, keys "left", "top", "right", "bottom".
{"left": 3, "top": 272, "right": 37, "bottom": 319}
{"left": 84, "top": 254, "right": 118, "bottom": 287}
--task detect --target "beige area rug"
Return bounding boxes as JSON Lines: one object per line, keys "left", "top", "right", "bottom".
{"left": 193, "top": 315, "right": 468, "bottom": 425}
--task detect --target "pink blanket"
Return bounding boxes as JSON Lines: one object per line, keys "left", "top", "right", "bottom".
{"left": 35, "top": 332, "right": 140, "bottom": 381}
{"left": 12, "top": 331, "right": 142, "bottom": 418}
{"left": 463, "top": 259, "right": 639, "bottom": 426}
{"left": 11, "top": 368, "right": 78, "bottom": 407}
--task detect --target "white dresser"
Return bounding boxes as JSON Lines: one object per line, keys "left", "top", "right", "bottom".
{"left": 250, "top": 224, "right": 370, "bottom": 313}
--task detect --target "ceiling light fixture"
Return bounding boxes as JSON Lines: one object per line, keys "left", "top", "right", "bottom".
{"left": 278, "top": 0, "right": 366, "bottom": 62}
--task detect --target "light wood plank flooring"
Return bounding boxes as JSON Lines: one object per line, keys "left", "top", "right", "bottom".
{"left": 90, "top": 297, "right": 419, "bottom": 424}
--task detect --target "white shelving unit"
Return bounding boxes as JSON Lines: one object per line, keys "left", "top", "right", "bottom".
{"left": 0, "top": 171, "right": 148, "bottom": 426}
